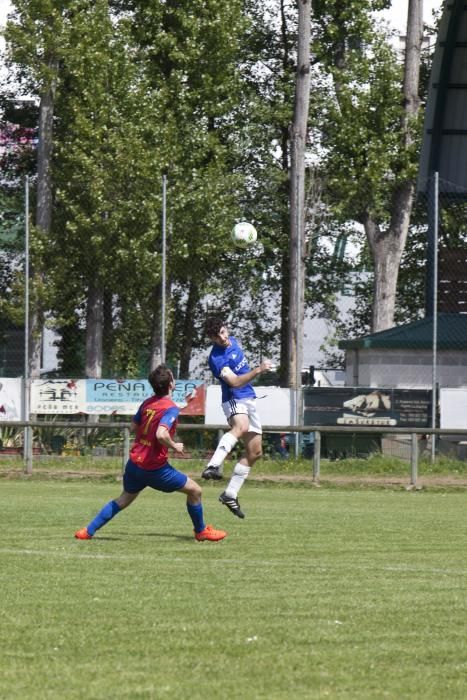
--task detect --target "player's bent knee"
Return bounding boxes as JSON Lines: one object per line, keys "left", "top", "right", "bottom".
{"left": 245, "top": 451, "right": 262, "bottom": 465}
{"left": 230, "top": 415, "right": 250, "bottom": 438}
{"left": 117, "top": 491, "right": 138, "bottom": 509}
{"left": 231, "top": 425, "right": 248, "bottom": 439}
{"left": 185, "top": 478, "right": 202, "bottom": 499}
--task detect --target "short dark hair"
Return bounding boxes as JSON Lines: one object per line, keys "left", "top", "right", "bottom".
{"left": 148, "top": 365, "right": 173, "bottom": 397}
{"left": 205, "top": 316, "right": 226, "bottom": 337}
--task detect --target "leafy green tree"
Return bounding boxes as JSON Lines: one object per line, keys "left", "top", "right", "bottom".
{"left": 0, "top": 94, "right": 38, "bottom": 374}
{"left": 311, "top": 0, "right": 424, "bottom": 333}
{"left": 4, "top": 0, "right": 70, "bottom": 376}
{"left": 4, "top": 0, "right": 432, "bottom": 384}
{"left": 50, "top": 1, "right": 166, "bottom": 377}
{"left": 116, "top": 0, "right": 267, "bottom": 375}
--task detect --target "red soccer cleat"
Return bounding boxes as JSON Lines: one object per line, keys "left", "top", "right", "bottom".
{"left": 194, "top": 524, "right": 227, "bottom": 542}
{"left": 74, "top": 528, "right": 93, "bottom": 540}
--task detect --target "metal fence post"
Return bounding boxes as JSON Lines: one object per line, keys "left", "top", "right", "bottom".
{"left": 25, "top": 425, "right": 33, "bottom": 475}
{"left": 312, "top": 430, "right": 321, "bottom": 484}
{"left": 122, "top": 427, "right": 130, "bottom": 473}
{"left": 410, "top": 432, "right": 418, "bottom": 487}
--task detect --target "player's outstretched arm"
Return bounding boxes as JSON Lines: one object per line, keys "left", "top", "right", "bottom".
{"left": 220, "top": 359, "right": 273, "bottom": 388}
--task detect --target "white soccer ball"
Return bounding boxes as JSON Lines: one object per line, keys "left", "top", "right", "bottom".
{"left": 231, "top": 222, "right": 257, "bottom": 248}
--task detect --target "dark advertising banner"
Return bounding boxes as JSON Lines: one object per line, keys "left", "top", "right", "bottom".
{"left": 304, "top": 387, "right": 432, "bottom": 428}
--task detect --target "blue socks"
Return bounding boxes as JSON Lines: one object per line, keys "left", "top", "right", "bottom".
{"left": 87, "top": 500, "right": 121, "bottom": 536}
{"left": 85, "top": 499, "right": 205, "bottom": 536}
{"left": 187, "top": 502, "right": 205, "bottom": 534}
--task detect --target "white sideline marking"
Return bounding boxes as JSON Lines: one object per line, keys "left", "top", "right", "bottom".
{"left": 0, "top": 548, "right": 243, "bottom": 563}
{"left": 0, "top": 548, "right": 149, "bottom": 561}
{"left": 383, "top": 564, "right": 467, "bottom": 575}
{"left": 1, "top": 548, "right": 467, "bottom": 575}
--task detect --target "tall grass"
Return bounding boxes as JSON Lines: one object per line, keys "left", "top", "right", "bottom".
{"left": 2, "top": 452, "right": 467, "bottom": 485}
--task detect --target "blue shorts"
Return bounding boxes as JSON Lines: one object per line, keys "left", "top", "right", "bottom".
{"left": 123, "top": 459, "right": 188, "bottom": 494}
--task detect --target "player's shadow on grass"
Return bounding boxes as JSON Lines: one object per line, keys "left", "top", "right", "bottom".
{"left": 84, "top": 532, "right": 193, "bottom": 542}
{"left": 82, "top": 535, "right": 123, "bottom": 541}
{"left": 134, "top": 531, "right": 194, "bottom": 542}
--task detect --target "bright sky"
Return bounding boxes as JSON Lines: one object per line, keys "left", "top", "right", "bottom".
{"left": 0, "top": 0, "right": 446, "bottom": 73}
{"left": 380, "top": 0, "right": 444, "bottom": 30}
{"left": 0, "top": 0, "right": 446, "bottom": 30}
{"left": 0, "top": 0, "right": 11, "bottom": 28}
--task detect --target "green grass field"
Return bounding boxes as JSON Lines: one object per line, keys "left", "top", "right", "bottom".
{"left": 1, "top": 479, "right": 467, "bottom": 699}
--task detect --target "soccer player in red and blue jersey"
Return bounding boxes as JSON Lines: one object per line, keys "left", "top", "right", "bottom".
{"left": 74, "top": 365, "right": 226, "bottom": 542}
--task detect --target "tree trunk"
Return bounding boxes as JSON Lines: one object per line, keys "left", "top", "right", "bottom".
{"left": 328, "top": 0, "right": 423, "bottom": 333}
{"left": 369, "top": 0, "right": 423, "bottom": 332}
{"left": 85, "top": 283, "right": 104, "bottom": 378}
{"left": 286, "top": 0, "right": 311, "bottom": 387}
{"left": 30, "top": 57, "right": 58, "bottom": 378}
{"left": 364, "top": 197, "right": 412, "bottom": 330}
{"left": 402, "top": 0, "right": 423, "bottom": 141}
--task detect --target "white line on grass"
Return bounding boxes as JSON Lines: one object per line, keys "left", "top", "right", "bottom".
{"left": 1, "top": 548, "right": 467, "bottom": 576}
{"left": 0, "top": 547, "right": 222, "bottom": 561}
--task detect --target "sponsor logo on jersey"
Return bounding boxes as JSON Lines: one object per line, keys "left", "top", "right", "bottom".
{"left": 234, "top": 357, "right": 248, "bottom": 372}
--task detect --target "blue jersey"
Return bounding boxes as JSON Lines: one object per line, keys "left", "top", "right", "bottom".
{"left": 208, "top": 336, "right": 256, "bottom": 403}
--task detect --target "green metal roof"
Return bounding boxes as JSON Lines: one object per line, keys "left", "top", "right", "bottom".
{"left": 339, "top": 313, "right": 467, "bottom": 350}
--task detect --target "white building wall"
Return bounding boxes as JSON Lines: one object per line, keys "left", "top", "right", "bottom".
{"left": 345, "top": 348, "right": 467, "bottom": 389}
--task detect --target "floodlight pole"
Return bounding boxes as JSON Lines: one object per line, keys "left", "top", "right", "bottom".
{"left": 294, "top": 138, "right": 303, "bottom": 458}
{"left": 161, "top": 174, "right": 167, "bottom": 364}
{"left": 431, "top": 172, "right": 439, "bottom": 463}
{"left": 24, "top": 176, "right": 29, "bottom": 382}
{"left": 23, "top": 176, "right": 32, "bottom": 473}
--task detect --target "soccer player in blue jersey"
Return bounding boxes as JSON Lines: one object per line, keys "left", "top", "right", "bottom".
{"left": 202, "top": 317, "right": 273, "bottom": 519}
{"left": 74, "top": 365, "right": 226, "bottom": 542}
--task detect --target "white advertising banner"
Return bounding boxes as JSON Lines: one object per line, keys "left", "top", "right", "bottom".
{"left": 30, "top": 379, "right": 84, "bottom": 414}
{"left": 0, "top": 378, "right": 23, "bottom": 421}
{"left": 440, "top": 388, "right": 467, "bottom": 430}
{"left": 83, "top": 379, "right": 206, "bottom": 416}
{"left": 30, "top": 378, "right": 207, "bottom": 416}
{"left": 205, "top": 385, "right": 292, "bottom": 427}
